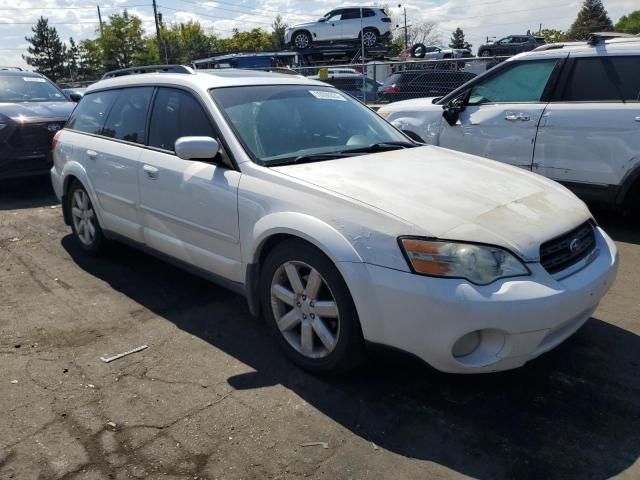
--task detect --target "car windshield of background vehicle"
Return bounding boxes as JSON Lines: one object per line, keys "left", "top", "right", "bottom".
{"left": 210, "top": 85, "right": 411, "bottom": 165}
{"left": 468, "top": 59, "right": 558, "bottom": 104}
{"left": 0, "top": 76, "right": 67, "bottom": 102}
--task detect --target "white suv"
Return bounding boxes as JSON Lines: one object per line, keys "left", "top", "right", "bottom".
{"left": 378, "top": 36, "right": 640, "bottom": 213}
{"left": 284, "top": 7, "right": 392, "bottom": 49}
{"left": 51, "top": 65, "right": 617, "bottom": 375}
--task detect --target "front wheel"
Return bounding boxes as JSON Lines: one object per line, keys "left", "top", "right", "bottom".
{"left": 479, "top": 49, "right": 491, "bottom": 57}
{"left": 260, "top": 240, "right": 365, "bottom": 374}
{"left": 292, "top": 31, "right": 311, "bottom": 49}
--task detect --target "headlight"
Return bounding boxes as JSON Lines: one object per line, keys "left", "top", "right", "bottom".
{"left": 377, "top": 110, "right": 390, "bottom": 119}
{"left": 399, "top": 238, "right": 529, "bottom": 285}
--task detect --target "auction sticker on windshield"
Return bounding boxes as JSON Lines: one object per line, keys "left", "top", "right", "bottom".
{"left": 309, "top": 90, "right": 346, "bottom": 101}
{"left": 23, "top": 77, "right": 46, "bottom": 82}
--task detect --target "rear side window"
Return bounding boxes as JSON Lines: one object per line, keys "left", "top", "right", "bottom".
{"left": 562, "top": 57, "right": 640, "bottom": 102}
{"left": 468, "top": 60, "right": 558, "bottom": 104}
{"left": 148, "top": 88, "right": 216, "bottom": 152}
{"left": 66, "top": 90, "right": 119, "bottom": 134}
{"left": 102, "top": 87, "right": 153, "bottom": 144}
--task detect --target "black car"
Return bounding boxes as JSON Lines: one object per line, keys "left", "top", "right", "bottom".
{"left": 477, "top": 35, "right": 545, "bottom": 57}
{"left": 377, "top": 70, "right": 477, "bottom": 103}
{"left": 0, "top": 69, "right": 77, "bottom": 180}
{"left": 313, "top": 74, "right": 381, "bottom": 103}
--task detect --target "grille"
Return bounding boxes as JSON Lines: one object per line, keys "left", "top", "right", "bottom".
{"left": 8, "top": 122, "right": 54, "bottom": 149}
{"left": 540, "top": 221, "right": 596, "bottom": 274}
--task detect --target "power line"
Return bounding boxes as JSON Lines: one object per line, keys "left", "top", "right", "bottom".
{"left": 0, "top": 4, "right": 150, "bottom": 10}
{"left": 157, "top": 4, "right": 274, "bottom": 27}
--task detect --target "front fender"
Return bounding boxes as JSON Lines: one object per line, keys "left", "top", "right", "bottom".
{"left": 388, "top": 110, "right": 444, "bottom": 145}
{"left": 249, "top": 212, "right": 363, "bottom": 265}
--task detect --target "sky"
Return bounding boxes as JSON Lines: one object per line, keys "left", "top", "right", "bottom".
{"left": 0, "top": 0, "right": 637, "bottom": 69}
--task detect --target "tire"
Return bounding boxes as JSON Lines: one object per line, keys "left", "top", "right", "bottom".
{"left": 479, "top": 49, "right": 491, "bottom": 57}
{"left": 361, "top": 29, "right": 378, "bottom": 48}
{"left": 410, "top": 43, "right": 426, "bottom": 58}
{"left": 292, "top": 31, "right": 311, "bottom": 49}
{"left": 67, "top": 180, "right": 107, "bottom": 255}
{"left": 260, "top": 239, "right": 365, "bottom": 374}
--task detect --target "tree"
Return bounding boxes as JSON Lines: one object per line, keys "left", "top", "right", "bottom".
{"left": 100, "top": 10, "right": 146, "bottom": 70}
{"left": 66, "top": 37, "right": 80, "bottom": 81}
{"left": 449, "top": 27, "right": 472, "bottom": 49}
{"left": 615, "top": 10, "right": 640, "bottom": 34}
{"left": 408, "top": 21, "right": 441, "bottom": 46}
{"left": 271, "top": 14, "right": 288, "bottom": 50}
{"left": 217, "top": 28, "right": 273, "bottom": 52}
{"left": 160, "top": 21, "right": 214, "bottom": 64}
{"left": 539, "top": 28, "right": 569, "bottom": 43}
{"left": 567, "top": 0, "right": 613, "bottom": 40}
{"left": 23, "top": 17, "right": 67, "bottom": 81}
{"left": 77, "top": 39, "right": 103, "bottom": 80}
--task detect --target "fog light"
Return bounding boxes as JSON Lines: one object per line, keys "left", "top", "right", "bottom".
{"left": 452, "top": 331, "right": 481, "bottom": 358}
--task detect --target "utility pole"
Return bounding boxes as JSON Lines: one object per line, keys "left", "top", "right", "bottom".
{"left": 404, "top": 7, "right": 408, "bottom": 48}
{"left": 97, "top": 5, "right": 103, "bottom": 36}
{"left": 152, "top": 0, "right": 163, "bottom": 63}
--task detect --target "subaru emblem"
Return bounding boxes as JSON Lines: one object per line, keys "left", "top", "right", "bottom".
{"left": 569, "top": 238, "right": 580, "bottom": 253}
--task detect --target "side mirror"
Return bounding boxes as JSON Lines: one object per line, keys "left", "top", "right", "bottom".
{"left": 442, "top": 96, "right": 467, "bottom": 126}
{"left": 175, "top": 136, "right": 220, "bottom": 161}
{"left": 318, "top": 17, "right": 327, "bottom": 22}
{"left": 69, "top": 92, "right": 82, "bottom": 102}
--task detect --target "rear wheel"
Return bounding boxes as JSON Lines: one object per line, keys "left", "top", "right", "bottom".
{"left": 479, "top": 49, "right": 491, "bottom": 57}
{"left": 67, "top": 180, "right": 106, "bottom": 255}
{"left": 361, "top": 29, "right": 378, "bottom": 47}
{"left": 260, "top": 239, "right": 364, "bottom": 374}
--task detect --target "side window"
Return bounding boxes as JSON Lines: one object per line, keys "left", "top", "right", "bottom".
{"left": 468, "top": 60, "right": 558, "bottom": 104}
{"left": 363, "top": 8, "right": 375, "bottom": 17}
{"left": 562, "top": 57, "right": 640, "bottom": 102}
{"left": 66, "top": 90, "right": 119, "bottom": 134}
{"left": 341, "top": 9, "right": 360, "bottom": 20}
{"left": 148, "top": 88, "right": 216, "bottom": 152}
{"left": 326, "top": 10, "right": 342, "bottom": 21}
{"left": 102, "top": 87, "right": 153, "bottom": 144}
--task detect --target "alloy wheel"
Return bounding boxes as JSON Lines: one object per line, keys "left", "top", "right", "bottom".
{"left": 270, "top": 260, "right": 340, "bottom": 359}
{"left": 71, "top": 189, "right": 96, "bottom": 246}
{"left": 294, "top": 33, "right": 310, "bottom": 49}
{"left": 362, "top": 31, "right": 377, "bottom": 47}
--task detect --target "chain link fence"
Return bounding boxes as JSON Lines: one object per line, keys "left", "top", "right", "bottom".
{"left": 292, "top": 57, "right": 508, "bottom": 105}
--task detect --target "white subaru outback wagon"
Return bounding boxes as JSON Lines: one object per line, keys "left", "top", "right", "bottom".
{"left": 51, "top": 66, "right": 618, "bottom": 374}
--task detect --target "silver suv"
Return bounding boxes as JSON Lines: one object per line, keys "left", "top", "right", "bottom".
{"left": 285, "top": 7, "right": 392, "bottom": 49}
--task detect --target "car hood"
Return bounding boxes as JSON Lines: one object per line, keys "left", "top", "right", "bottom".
{"left": 0, "top": 101, "right": 75, "bottom": 122}
{"left": 272, "top": 146, "right": 591, "bottom": 262}
{"left": 287, "top": 21, "right": 318, "bottom": 31}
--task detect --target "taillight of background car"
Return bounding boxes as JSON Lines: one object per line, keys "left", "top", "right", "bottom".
{"left": 383, "top": 84, "right": 399, "bottom": 94}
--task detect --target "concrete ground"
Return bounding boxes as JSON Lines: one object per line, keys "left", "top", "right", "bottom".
{"left": 1, "top": 176, "right": 639, "bottom": 480}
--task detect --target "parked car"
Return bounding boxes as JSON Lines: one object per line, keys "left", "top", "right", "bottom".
{"left": 62, "top": 87, "right": 87, "bottom": 101}
{"left": 311, "top": 73, "right": 381, "bottom": 102}
{"left": 0, "top": 69, "right": 78, "bottom": 180}
{"left": 378, "top": 35, "right": 640, "bottom": 213}
{"left": 378, "top": 70, "right": 476, "bottom": 103}
{"left": 477, "top": 35, "right": 545, "bottom": 57}
{"left": 399, "top": 44, "right": 472, "bottom": 59}
{"left": 51, "top": 65, "right": 617, "bottom": 375}
{"left": 285, "top": 7, "right": 392, "bottom": 49}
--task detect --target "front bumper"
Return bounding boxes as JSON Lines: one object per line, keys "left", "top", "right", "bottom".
{"left": 339, "top": 226, "right": 618, "bottom": 373}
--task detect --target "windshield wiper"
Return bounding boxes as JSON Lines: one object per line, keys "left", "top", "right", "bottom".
{"left": 267, "top": 152, "right": 354, "bottom": 167}
{"left": 342, "top": 141, "right": 416, "bottom": 153}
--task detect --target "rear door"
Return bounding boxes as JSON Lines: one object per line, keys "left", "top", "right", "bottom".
{"left": 438, "top": 58, "right": 562, "bottom": 169}
{"left": 138, "top": 87, "right": 242, "bottom": 282}
{"left": 339, "top": 8, "right": 362, "bottom": 40}
{"left": 534, "top": 55, "right": 640, "bottom": 189}
{"left": 66, "top": 87, "right": 152, "bottom": 242}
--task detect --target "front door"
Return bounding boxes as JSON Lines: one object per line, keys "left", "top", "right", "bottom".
{"left": 315, "top": 10, "right": 342, "bottom": 41}
{"left": 138, "top": 87, "right": 242, "bottom": 282}
{"left": 438, "top": 58, "right": 562, "bottom": 170}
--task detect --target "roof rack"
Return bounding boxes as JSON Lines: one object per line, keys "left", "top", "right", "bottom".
{"left": 0, "top": 66, "right": 24, "bottom": 71}
{"left": 587, "top": 31, "right": 636, "bottom": 45}
{"left": 101, "top": 64, "right": 194, "bottom": 80}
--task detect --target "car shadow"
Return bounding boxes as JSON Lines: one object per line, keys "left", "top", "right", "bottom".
{"left": 61, "top": 236, "right": 640, "bottom": 480}
{"left": 0, "top": 176, "right": 58, "bottom": 210}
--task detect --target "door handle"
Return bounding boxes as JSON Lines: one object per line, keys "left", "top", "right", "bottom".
{"left": 505, "top": 113, "right": 531, "bottom": 122}
{"left": 86, "top": 149, "right": 98, "bottom": 159}
{"left": 143, "top": 165, "right": 159, "bottom": 179}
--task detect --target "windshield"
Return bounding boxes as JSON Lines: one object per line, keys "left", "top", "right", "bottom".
{"left": 210, "top": 85, "right": 409, "bottom": 165}
{"left": 0, "top": 75, "right": 67, "bottom": 102}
